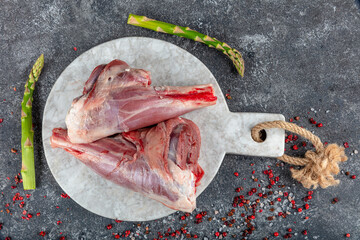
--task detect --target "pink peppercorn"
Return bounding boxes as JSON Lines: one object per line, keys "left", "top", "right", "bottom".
{"left": 305, "top": 204, "right": 310, "bottom": 210}
{"left": 298, "top": 208, "right": 303, "bottom": 212}
{"left": 274, "top": 232, "right": 279, "bottom": 237}
{"left": 234, "top": 172, "right": 239, "bottom": 177}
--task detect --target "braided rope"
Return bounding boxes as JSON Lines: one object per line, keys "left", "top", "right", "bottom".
{"left": 251, "top": 121, "right": 347, "bottom": 189}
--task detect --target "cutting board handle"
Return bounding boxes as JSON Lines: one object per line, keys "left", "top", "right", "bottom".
{"left": 220, "top": 112, "right": 285, "bottom": 157}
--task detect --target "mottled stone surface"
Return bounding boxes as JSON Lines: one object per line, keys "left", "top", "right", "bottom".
{"left": 1, "top": 0, "right": 360, "bottom": 239}
{"left": 42, "top": 37, "right": 284, "bottom": 221}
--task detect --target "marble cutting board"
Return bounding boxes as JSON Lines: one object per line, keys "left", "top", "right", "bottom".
{"left": 42, "top": 37, "right": 285, "bottom": 221}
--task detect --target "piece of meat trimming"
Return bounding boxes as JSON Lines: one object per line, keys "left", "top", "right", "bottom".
{"left": 65, "top": 59, "right": 217, "bottom": 143}
{"left": 51, "top": 117, "right": 204, "bottom": 212}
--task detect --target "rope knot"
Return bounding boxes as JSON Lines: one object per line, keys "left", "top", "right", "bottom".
{"left": 251, "top": 120, "right": 348, "bottom": 189}
{"left": 290, "top": 144, "right": 347, "bottom": 189}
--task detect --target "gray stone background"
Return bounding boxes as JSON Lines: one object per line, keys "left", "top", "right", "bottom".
{"left": 1, "top": 0, "right": 360, "bottom": 239}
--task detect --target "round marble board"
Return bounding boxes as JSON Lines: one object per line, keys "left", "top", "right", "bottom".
{"left": 42, "top": 37, "right": 285, "bottom": 221}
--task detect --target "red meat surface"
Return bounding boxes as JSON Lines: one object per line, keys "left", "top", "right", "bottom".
{"left": 65, "top": 59, "right": 217, "bottom": 143}
{"left": 51, "top": 117, "right": 204, "bottom": 212}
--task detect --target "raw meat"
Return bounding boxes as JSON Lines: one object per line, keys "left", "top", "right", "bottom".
{"left": 51, "top": 117, "right": 204, "bottom": 212}
{"left": 65, "top": 59, "right": 217, "bottom": 143}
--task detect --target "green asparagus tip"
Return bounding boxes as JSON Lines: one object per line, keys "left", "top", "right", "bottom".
{"left": 21, "top": 53, "right": 44, "bottom": 190}
{"left": 127, "top": 14, "right": 244, "bottom": 77}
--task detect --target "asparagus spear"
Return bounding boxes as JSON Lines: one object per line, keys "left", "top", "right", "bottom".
{"left": 127, "top": 14, "right": 245, "bottom": 77}
{"left": 21, "top": 54, "right": 44, "bottom": 190}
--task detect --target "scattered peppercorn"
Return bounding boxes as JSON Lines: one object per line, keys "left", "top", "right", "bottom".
{"left": 351, "top": 175, "right": 356, "bottom": 179}
{"left": 273, "top": 232, "right": 279, "bottom": 237}
{"left": 284, "top": 233, "right": 292, "bottom": 238}
{"left": 332, "top": 198, "right": 339, "bottom": 204}
{"left": 302, "top": 230, "right": 308, "bottom": 235}
{"left": 345, "top": 233, "right": 351, "bottom": 237}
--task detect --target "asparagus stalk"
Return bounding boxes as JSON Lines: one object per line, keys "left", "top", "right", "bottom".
{"left": 127, "top": 14, "right": 245, "bottom": 77}
{"left": 21, "top": 54, "right": 44, "bottom": 190}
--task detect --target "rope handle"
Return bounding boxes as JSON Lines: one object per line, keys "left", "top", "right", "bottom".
{"left": 251, "top": 120, "right": 348, "bottom": 189}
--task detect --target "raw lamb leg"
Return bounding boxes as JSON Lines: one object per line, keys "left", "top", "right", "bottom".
{"left": 50, "top": 117, "right": 204, "bottom": 212}
{"left": 65, "top": 59, "right": 217, "bottom": 143}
